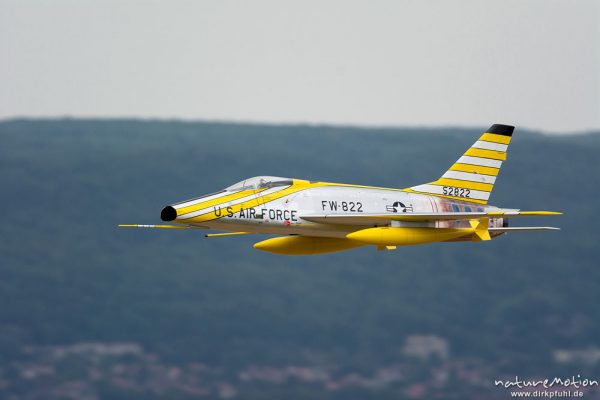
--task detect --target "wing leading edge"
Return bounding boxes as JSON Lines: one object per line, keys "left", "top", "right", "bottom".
{"left": 300, "top": 211, "right": 561, "bottom": 225}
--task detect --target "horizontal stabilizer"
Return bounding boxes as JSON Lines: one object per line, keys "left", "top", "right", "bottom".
{"left": 300, "top": 211, "right": 561, "bottom": 225}
{"left": 487, "top": 211, "right": 562, "bottom": 217}
{"left": 489, "top": 227, "right": 560, "bottom": 233}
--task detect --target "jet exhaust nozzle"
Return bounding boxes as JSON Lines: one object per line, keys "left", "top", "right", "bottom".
{"left": 160, "top": 206, "right": 177, "bottom": 222}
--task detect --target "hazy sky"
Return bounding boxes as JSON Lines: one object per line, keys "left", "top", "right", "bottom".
{"left": 1, "top": 1, "right": 599, "bottom": 133}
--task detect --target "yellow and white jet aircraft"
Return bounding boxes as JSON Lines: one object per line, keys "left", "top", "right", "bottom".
{"left": 120, "top": 124, "right": 561, "bottom": 255}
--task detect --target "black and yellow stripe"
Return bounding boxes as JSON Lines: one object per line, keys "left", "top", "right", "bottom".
{"left": 405, "top": 124, "right": 514, "bottom": 204}
{"left": 181, "top": 180, "right": 327, "bottom": 223}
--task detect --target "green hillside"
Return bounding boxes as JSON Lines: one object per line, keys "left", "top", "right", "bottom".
{"left": 0, "top": 119, "right": 598, "bottom": 399}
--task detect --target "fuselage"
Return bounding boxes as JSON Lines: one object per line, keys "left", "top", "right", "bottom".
{"left": 162, "top": 177, "right": 506, "bottom": 240}
{"left": 123, "top": 124, "right": 560, "bottom": 255}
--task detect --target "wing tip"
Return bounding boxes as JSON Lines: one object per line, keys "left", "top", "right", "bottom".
{"left": 520, "top": 211, "right": 563, "bottom": 216}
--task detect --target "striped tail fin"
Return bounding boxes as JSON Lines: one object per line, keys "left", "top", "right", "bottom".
{"left": 404, "top": 124, "right": 514, "bottom": 205}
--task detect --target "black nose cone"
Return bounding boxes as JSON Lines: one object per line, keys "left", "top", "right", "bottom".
{"left": 161, "top": 206, "right": 177, "bottom": 221}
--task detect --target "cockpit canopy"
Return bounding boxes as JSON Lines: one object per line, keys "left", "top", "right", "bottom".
{"left": 225, "top": 176, "right": 293, "bottom": 191}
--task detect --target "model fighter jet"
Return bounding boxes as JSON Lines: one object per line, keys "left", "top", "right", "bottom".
{"left": 120, "top": 124, "right": 561, "bottom": 255}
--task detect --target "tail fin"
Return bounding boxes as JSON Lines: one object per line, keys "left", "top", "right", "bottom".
{"left": 404, "top": 124, "right": 514, "bottom": 204}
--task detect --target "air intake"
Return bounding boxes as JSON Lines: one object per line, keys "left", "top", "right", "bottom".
{"left": 160, "top": 206, "right": 177, "bottom": 222}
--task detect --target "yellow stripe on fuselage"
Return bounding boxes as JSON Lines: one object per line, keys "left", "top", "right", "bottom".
{"left": 182, "top": 179, "right": 414, "bottom": 223}
{"left": 318, "top": 182, "right": 405, "bottom": 192}
{"left": 480, "top": 133, "right": 512, "bottom": 145}
{"left": 176, "top": 189, "right": 265, "bottom": 216}
{"left": 464, "top": 148, "right": 507, "bottom": 161}
{"left": 182, "top": 180, "right": 327, "bottom": 223}
{"left": 449, "top": 163, "right": 500, "bottom": 177}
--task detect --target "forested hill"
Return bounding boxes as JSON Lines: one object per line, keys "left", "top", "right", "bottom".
{"left": 1, "top": 119, "right": 599, "bottom": 399}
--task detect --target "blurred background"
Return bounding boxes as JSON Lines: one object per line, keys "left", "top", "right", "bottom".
{"left": 1, "top": 1, "right": 599, "bottom": 399}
